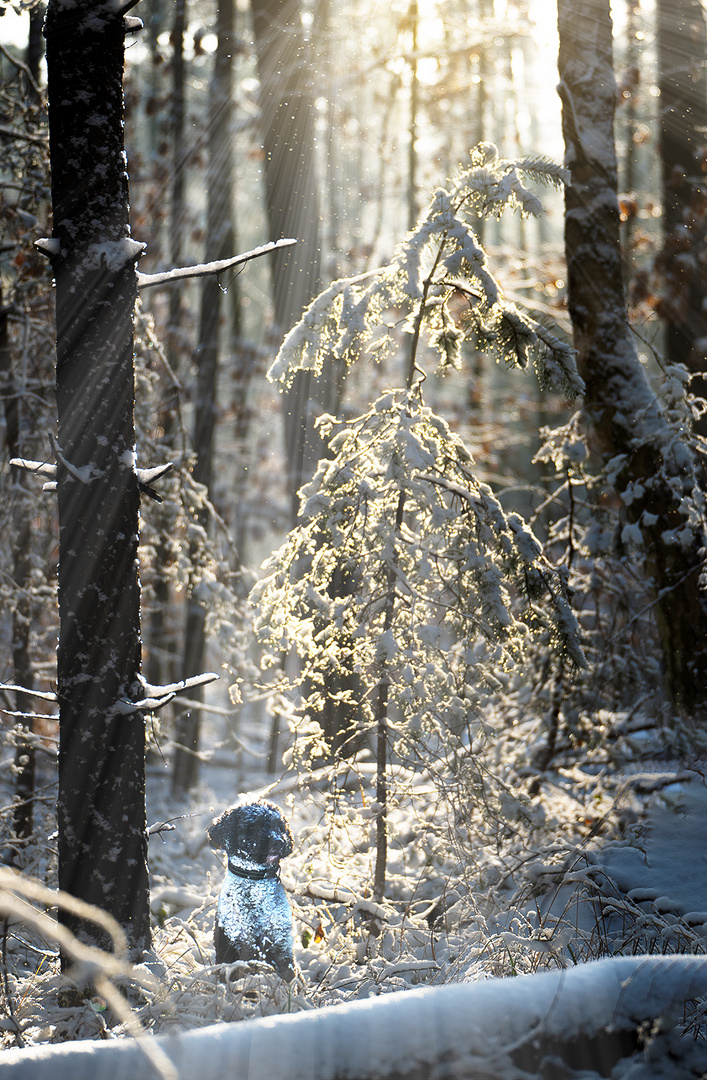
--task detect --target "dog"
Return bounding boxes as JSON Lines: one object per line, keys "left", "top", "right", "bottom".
{"left": 208, "top": 800, "right": 294, "bottom": 982}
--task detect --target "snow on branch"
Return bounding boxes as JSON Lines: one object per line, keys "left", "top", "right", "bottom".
{"left": 2, "top": 955, "right": 706, "bottom": 1078}
{"left": 10, "top": 454, "right": 57, "bottom": 492}
{"left": 47, "top": 431, "right": 95, "bottom": 484}
{"left": 0, "top": 683, "right": 57, "bottom": 703}
{"left": 136, "top": 461, "right": 173, "bottom": 502}
{"left": 119, "top": 672, "right": 220, "bottom": 713}
{"left": 136, "top": 239, "right": 297, "bottom": 290}
{"left": 265, "top": 152, "right": 582, "bottom": 400}
{"left": 9, "top": 457, "right": 57, "bottom": 479}
{"left": 11, "top": 455, "right": 175, "bottom": 500}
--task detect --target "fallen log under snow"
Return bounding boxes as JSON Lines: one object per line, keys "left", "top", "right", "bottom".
{"left": 2, "top": 954, "right": 707, "bottom": 1079}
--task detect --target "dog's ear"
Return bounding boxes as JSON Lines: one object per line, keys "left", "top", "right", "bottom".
{"left": 208, "top": 808, "right": 238, "bottom": 854}
{"left": 277, "top": 814, "right": 294, "bottom": 859}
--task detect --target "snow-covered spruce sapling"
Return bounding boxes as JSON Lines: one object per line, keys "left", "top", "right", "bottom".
{"left": 251, "top": 148, "right": 586, "bottom": 899}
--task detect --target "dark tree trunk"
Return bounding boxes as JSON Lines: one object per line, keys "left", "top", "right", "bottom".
{"left": 26, "top": 3, "right": 45, "bottom": 89}
{"left": 172, "top": 0, "right": 236, "bottom": 793}
{"left": 558, "top": 0, "right": 707, "bottom": 718}
{"left": 145, "top": 0, "right": 186, "bottom": 701}
{"left": 0, "top": 285, "right": 36, "bottom": 851}
{"left": 656, "top": 0, "right": 707, "bottom": 411}
{"left": 168, "top": 0, "right": 187, "bottom": 351}
{"left": 619, "top": 0, "right": 640, "bottom": 263}
{"left": 44, "top": 0, "right": 150, "bottom": 953}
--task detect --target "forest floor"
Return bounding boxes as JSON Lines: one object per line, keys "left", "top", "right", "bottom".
{"left": 2, "top": 694, "right": 707, "bottom": 1062}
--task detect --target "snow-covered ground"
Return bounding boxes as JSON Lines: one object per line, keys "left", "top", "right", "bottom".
{"left": 1, "top": 702, "right": 707, "bottom": 1078}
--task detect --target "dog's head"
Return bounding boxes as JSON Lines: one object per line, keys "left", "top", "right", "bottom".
{"left": 208, "top": 800, "right": 293, "bottom": 868}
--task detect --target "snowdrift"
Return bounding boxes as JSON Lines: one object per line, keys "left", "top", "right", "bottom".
{"left": 1, "top": 954, "right": 706, "bottom": 1079}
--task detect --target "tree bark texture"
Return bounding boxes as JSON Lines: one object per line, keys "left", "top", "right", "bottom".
{"left": 558, "top": 0, "right": 707, "bottom": 717}
{"left": 44, "top": 0, "right": 150, "bottom": 952}
{"left": 657, "top": 0, "right": 707, "bottom": 401}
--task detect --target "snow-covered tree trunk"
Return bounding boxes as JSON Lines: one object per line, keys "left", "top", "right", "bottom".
{"left": 558, "top": 0, "right": 707, "bottom": 717}
{"left": 43, "top": 0, "right": 150, "bottom": 952}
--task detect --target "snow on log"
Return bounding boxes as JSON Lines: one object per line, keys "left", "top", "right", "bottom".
{"left": 2, "top": 954, "right": 706, "bottom": 1079}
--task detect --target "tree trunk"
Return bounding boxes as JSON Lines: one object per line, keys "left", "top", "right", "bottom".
{"left": 0, "top": 284, "right": 36, "bottom": 852}
{"left": 656, "top": 0, "right": 707, "bottom": 411}
{"left": 558, "top": 0, "right": 707, "bottom": 718}
{"left": 407, "top": 0, "right": 419, "bottom": 231}
{"left": 145, "top": 0, "right": 185, "bottom": 702}
{"left": 252, "top": 0, "right": 363, "bottom": 760}
{"left": 619, "top": 0, "right": 640, "bottom": 263}
{"left": 44, "top": 0, "right": 150, "bottom": 953}
{"left": 172, "top": 0, "right": 236, "bottom": 793}
{"left": 251, "top": 0, "right": 333, "bottom": 518}
{"left": 26, "top": 3, "right": 45, "bottom": 88}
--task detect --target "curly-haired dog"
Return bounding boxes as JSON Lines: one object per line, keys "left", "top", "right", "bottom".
{"left": 208, "top": 800, "right": 294, "bottom": 981}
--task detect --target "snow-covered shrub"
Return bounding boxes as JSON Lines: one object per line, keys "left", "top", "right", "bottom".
{"left": 249, "top": 149, "right": 585, "bottom": 902}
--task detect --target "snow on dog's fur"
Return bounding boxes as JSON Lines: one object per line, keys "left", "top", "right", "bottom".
{"left": 208, "top": 800, "right": 294, "bottom": 981}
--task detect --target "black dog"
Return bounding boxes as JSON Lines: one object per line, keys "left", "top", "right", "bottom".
{"left": 208, "top": 801, "right": 294, "bottom": 982}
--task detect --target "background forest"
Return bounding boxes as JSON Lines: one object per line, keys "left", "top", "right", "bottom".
{"left": 1, "top": 0, "right": 707, "bottom": 1076}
